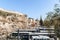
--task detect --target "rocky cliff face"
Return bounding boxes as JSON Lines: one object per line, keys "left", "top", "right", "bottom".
{"left": 0, "top": 8, "right": 39, "bottom": 38}
{"left": 0, "top": 8, "right": 28, "bottom": 38}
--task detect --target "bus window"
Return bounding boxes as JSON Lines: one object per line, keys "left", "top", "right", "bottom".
{"left": 34, "top": 39, "right": 39, "bottom": 40}
{"left": 33, "top": 39, "right": 50, "bottom": 40}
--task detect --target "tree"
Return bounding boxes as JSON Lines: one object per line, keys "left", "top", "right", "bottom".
{"left": 39, "top": 16, "right": 43, "bottom": 26}
{"left": 46, "top": 12, "right": 53, "bottom": 20}
{"left": 53, "top": 4, "right": 60, "bottom": 39}
{"left": 45, "top": 4, "right": 60, "bottom": 39}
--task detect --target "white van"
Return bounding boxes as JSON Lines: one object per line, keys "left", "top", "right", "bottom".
{"left": 32, "top": 36, "right": 50, "bottom": 40}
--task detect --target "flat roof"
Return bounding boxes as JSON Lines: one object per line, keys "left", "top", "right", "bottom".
{"left": 12, "top": 32, "right": 55, "bottom": 35}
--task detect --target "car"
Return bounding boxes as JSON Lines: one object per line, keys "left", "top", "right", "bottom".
{"left": 32, "top": 35, "right": 50, "bottom": 40}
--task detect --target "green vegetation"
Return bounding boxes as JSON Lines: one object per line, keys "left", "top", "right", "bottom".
{"left": 39, "top": 16, "right": 43, "bottom": 26}
{"left": 44, "top": 4, "right": 60, "bottom": 39}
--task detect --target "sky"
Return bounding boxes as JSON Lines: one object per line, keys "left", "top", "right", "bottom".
{"left": 0, "top": 0, "right": 59, "bottom": 20}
